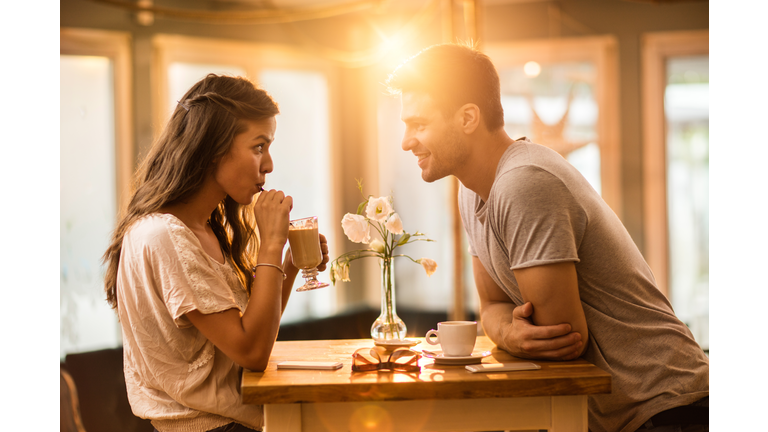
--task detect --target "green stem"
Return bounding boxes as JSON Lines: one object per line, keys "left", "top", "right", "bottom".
{"left": 390, "top": 254, "right": 421, "bottom": 264}
{"left": 382, "top": 256, "right": 395, "bottom": 339}
{"left": 370, "top": 221, "right": 389, "bottom": 247}
{"left": 330, "top": 250, "right": 383, "bottom": 266}
{"left": 399, "top": 238, "right": 436, "bottom": 244}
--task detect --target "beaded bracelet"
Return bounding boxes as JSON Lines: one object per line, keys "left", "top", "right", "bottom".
{"left": 252, "top": 263, "right": 287, "bottom": 280}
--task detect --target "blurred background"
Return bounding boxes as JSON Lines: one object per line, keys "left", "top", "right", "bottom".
{"left": 60, "top": 0, "right": 709, "bottom": 362}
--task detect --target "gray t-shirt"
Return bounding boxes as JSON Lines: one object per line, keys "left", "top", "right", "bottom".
{"left": 459, "top": 138, "right": 709, "bottom": 432}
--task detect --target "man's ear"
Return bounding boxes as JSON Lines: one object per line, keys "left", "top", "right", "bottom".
{"left": 456, "top": 103, "right": 481, "bottom": 134}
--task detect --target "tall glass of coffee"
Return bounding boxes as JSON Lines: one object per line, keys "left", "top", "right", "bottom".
{"left": 288, "top": 216, "right": 329, "bottom": 292}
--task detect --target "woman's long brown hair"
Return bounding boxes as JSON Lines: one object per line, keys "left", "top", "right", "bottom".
{"left": 102, "top": 74, "right": 279, "bottom": 309}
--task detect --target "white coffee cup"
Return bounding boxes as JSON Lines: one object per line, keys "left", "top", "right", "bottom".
{"left": 425, "top": 321, "right": 478, "bottom": 357}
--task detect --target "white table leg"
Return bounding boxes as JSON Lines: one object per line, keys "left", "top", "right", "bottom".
{"left": 265, "top": 404, "right": 301, "bottom": 432}
{"left": 550, "top": 395, "right": 588, "bottom": 432}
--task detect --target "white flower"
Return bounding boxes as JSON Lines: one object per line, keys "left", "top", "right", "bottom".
{"left": 332, "top": 261, "right": 351, "bottom": 283}
{"left": 341, "top": 213, "right": 371, "bottom": 243}
{"left": 418, "top": 258, "right": 438, "bottom": 277}
{"left": 365, "top": 196, "right": 393, "bottom": 222}
{"left": 341, "top": 262, "right": 350, "bottom": 282}
{"left": 370, "top": 238, "right": 386, "bottom": 253}
{"left": 384, "top": 213, "right": 404, "bottom": 234}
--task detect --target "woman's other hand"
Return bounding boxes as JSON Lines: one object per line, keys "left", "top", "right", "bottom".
{"left": 253, "top": 189, "right": 292, "bottom": 250}
{"left": 317, "top": 233, "right": 329, "bottom": 272}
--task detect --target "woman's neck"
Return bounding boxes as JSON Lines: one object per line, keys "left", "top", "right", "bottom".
{"left": 161, "top": 180, "right": 226, "bottom": 231}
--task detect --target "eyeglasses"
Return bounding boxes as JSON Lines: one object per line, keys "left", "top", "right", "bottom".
{"left": 352, "top": 347, "right": 421, "bottom": 372}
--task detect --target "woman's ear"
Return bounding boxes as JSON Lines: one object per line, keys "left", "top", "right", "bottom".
{"left": 456, "top": 103, "right": 481, "bottom": 134}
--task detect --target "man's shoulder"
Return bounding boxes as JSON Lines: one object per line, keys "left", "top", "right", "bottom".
{"left": 499, "top": 139, "right": 568, "bottom": 171}
{"left": 490, "top": 155, "right": 583, "bottom": 220}
{"left": 494, "top": 162, "right": 565, "bottom": 197}
{"left": 495, "top": 140, "right": 582, "bottom": 194}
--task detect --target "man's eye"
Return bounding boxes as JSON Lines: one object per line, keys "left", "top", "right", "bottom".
{"left": 408, "top": 123, "right": 424, "bottom": 131}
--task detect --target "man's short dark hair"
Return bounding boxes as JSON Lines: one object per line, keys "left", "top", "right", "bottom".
{"left": 386, "top": 43, "right": 505, "bottom": 131}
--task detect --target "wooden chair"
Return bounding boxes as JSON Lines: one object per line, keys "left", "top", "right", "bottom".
{"left": 61, "top": 366, "right": 87, "bottom": 432}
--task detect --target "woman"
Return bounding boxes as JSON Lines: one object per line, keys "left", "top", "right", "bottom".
{"left": 102, "top": 74, "right": 329, "bottom": 432}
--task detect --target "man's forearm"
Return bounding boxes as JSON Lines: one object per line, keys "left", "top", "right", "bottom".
{"left": 480, "top": 301, "right": 516, "bottom": 353}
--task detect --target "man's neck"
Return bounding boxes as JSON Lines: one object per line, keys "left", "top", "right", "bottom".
{"left": 455, "top": 130, "right": 516, "bottom": 202}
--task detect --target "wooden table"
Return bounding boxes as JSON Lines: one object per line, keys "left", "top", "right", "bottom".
{"left": 241, "top": 336, "right": 610, "bottom": 432}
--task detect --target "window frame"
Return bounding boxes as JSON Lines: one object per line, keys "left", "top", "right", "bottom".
{"left": 60, "top": 27, "right": 134, "bottom": 213}
{"left": 59, "top": 27, "right": 134, "bottom": 356}
{"left": 641, "top": 30, "right": 709, "bottom": 298}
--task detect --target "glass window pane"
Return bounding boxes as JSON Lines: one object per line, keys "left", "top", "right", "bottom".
{"left": 498, "top": 62, "right": 601, "bottom": 194}
{"left": 665, "top": 55, "right": 709, "bottom": 349}
{"left": 60, "top": 55, "right": 120, "bottom": 358}
{"left": 259, "top": 69, "right": 336, "bottom": 323}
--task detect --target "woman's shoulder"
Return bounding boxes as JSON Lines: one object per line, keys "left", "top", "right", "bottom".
{"left": 125, "top": 213, "right": 196, "bottom": 248}
{"left": 128, "top": 213, "right": 172, "bottom": 235}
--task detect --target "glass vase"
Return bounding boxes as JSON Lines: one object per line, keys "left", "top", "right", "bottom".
{"left": 371, "top": 257, "right": 406, "bottom": 341}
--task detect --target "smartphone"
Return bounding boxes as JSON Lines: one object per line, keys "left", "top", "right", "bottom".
{"left": 465, "top": 362, "right": 541, "bottom": 373}
{"left": 276, "top": 361, "right": 343, "bottom": 370}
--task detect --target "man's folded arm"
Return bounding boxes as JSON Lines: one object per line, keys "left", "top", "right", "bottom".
{"left": 513, "top": 261, "right": 589, "bottom": 358}
{"left": 473, "top": 257, "right": 584, "bottom": 360}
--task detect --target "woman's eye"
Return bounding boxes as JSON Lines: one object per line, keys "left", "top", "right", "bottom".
{"left": 254, "top": 144, "right": 264, "bottom": 153}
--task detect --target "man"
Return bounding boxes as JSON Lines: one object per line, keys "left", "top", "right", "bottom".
{"left": 386, "top": 43, "right": 709, "bottom": 432}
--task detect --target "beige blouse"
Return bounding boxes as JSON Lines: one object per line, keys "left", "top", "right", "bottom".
{"left": 116, "top": 213, "right": 263, "bottom": 432}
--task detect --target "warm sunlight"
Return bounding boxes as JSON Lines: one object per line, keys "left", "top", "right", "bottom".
{"left": 524, "top": 60, "right": 541, "bottom": 77}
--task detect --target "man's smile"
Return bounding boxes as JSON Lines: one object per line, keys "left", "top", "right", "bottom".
{"left": 414, "top": 153, "right": 430, "bottom": 168}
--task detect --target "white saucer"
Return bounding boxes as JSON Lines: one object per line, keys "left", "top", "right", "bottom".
{"left": 373, "top": 339, "right": 420, "bottom": 350}
{"left": 421, "top": 350, "right": 492, "bottom": 365}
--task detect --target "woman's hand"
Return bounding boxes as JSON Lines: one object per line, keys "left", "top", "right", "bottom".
{"left": 317, "top": 233, "right": 329, "bottom": 272}
{"left": 253, "top": 189, "right": 293, "bottom": 251}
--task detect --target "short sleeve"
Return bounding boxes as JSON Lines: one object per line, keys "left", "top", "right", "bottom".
{"left": 491, "top": 166, "right": 586, "bottom": 270}
{"left": 144, "top": 216, "right": 243, "bottom": 327}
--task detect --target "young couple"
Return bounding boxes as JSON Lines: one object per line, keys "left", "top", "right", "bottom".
{"left": 107, "top": 43, "right": 707, "bottom": 432}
